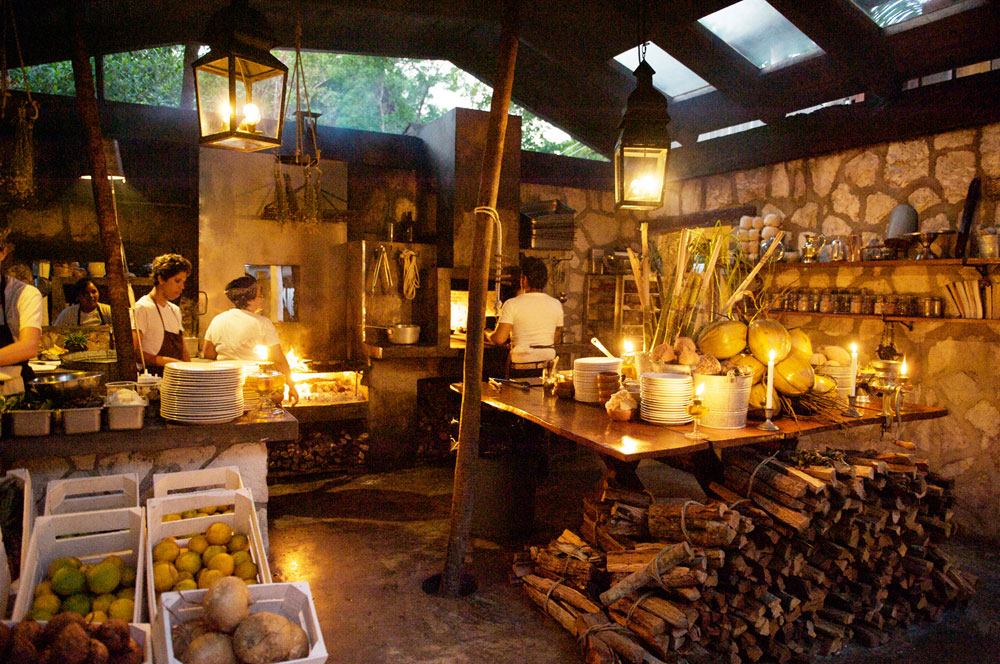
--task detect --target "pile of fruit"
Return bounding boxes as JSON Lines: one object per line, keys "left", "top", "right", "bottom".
{"left": 0, "top": 614, "right": 143, "bottom": 664}
{"left": 171, "top": 577, "right": 309, "bottom": 664}
{"left": 152, "top": 521, "right": 259, "bottom": 596}
{"left": 29, "top": 555, "right": 137, "bottom": 623}
{"left": 162, "top": 504, "right": 234, "bottom": 522}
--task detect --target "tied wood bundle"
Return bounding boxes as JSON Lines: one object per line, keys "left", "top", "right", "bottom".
{"left": 517, "top": 447, "right": 977, "bottom": 664}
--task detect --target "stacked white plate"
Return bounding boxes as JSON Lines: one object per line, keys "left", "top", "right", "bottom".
{"left": 639, "top": 372, "right": 694, "bottom": 425}
{"left": 214, "top": 360, "right": 262, "bottom": 412}
{"left": 573, "top": 357, "right": 623, "bottom": 403}
{"left": 160, "top": 362, "right": 244, "bottom": 424}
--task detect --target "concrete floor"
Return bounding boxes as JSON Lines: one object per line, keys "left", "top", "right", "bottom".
{"left": 266, "top": 445, "right": 1000, "bottom": 664}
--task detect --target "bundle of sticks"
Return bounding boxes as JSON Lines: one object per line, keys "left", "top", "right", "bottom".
{"left": 516, "top": 445, "right": 976, "bottom": 664}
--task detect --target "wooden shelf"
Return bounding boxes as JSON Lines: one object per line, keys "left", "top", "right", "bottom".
{"left": 775, "top": 311, "right": 1000, "bottom": 324}
{"left": 774, "top": 258, "right": 999, "bottom": 270}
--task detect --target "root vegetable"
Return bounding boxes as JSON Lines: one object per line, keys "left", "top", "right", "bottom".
{"left": 96, "top": 620, "right": 131, "bottom": 653}
{"left": 183, "top": 633, "right": 236, "bottom": 664}
{"left": 88, "top": 638, "right": 110, "bottom": 664}
{"left": 286, "top": 623, "right": 309, "bottom": 659}
{"left": 9, "top": 633, "right": 40, "bottom": 664}
{"left": 50, "top": 622, "right": 90, "bottom": 664}
{"left": 203, "top": 576, "right": 251, "bottom": 633}
{"left": 108, "top": 639, "right": 143, "bottom": 664}
{"left": 43, "top": 612, "right": 87, "bottom": 644}
{"left": 173, "top": 619, "right": 213, "bottom": 660}
{"left": 233, "top": 612, "right": 295, "bottom": 664}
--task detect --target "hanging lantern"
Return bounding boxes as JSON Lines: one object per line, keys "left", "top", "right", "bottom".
{"left": 614, "top": 59, "right": 672, "bottom": 210}
{"left": 192, "top": 0, "right": 287, "bottom": 151}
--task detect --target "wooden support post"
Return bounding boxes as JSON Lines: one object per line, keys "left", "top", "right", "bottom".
{"left": 70, "top": 1, "right": 138, "bottom": 381}
{"left": 438, "top": 1, "right": 518, "bottom": 597}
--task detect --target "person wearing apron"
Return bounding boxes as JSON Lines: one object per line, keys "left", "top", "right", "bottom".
{"left": 0, "top": 239, "right": 43, "bottom": 395}
{"left": 132, "top": 253, "right": 191, "bottom": 376}
{"left": 53, "top": 277, "right": 113, "bottom": 326}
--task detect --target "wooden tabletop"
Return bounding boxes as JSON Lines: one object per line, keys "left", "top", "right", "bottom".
{"left": 452, "top": 383, "right": 948, "bottom": 463}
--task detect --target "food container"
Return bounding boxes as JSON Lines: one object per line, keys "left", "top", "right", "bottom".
{"left": 106, "top": 380, "right": 138, "bottom": 398}
{"left": 10, "top": 409, "right": 53, "bottom": 436}
{"left": 60, "top": 406, "right": 103, "bottom": 434}
{"left": 108, "top": 403, "right": 145, "bottom": 430}
{"left": 29, "top": 370, "right": 103, "bottom": 399}
{"left": 386, "top": 323, "right": 421, "bottom": 344}
{"left": 920, "top": 296, "right": 943, "bottom": 318}
{"left": 978, "top": 232, "right": 999, "bottom": 259}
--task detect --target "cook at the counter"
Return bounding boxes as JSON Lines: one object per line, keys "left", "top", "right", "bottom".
{"left": 202, "top": 275, "right": 299, "bottom": 404}
{"left": 132, "top": 253, "right": 191, "bottom": 374}
{"left": 487, "top": 257, "right": 563, "bottom": 376}
{"left": 53, "top": 277, "right": 112, "bottom": 326}
{"left": 0, "top": 229, "right": 41, "bottom": 394}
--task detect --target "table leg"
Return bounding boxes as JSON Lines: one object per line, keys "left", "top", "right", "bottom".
{"left": 600, "top": 457, "right": 644, "bottom": 490}
{"left": 664, "top": 449, "right": 724, "bottom": 496}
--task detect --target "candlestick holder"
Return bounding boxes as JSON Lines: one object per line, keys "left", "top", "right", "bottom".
{"left": 842, "top": 394, "right": 863, "bottom": 418}
{"left": 757, "top": 407, "right": 779, "bottom": 431}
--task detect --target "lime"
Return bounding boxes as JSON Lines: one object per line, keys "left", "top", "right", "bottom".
{"left": 85, "top": 610, "right": 108, "bottom": 624}
{"left": 108, "top": 598, "right": 134, "bottom": 621}
{"left": 153, "top": 561, "right": 179, "bottom": 592}
{"left": 205, "top": 523, "right": 233, "bottom": 546}
{"left": 32, "top": 593, "right": 61, "bottom": 614}
{"left": 231, "top": 551, "right": 250, "bottom": 566}
{"left": 175, "top": 579, "right": 198, "bottom": 592}
{"left": 176, "top": 551, "right": 203, "bottom": 576}
{"left": 153, "top": 539, "right": 181, "bottom": 563}
{"left": 202, "top": 545, "right": 226, "bottom": 565}
{"left": 92, "top": 593, "right": 116, "bottom": 613}
{"left": 51, "top": 566, "right": 87, "bottom": 596}
{"left": 234, "top": 560, "right": 258, "bottom": 581}
{"left": 188, "top": 535, "right": 209, "bottom": 555}
{"left": 120, "top": 565, "right": 137, "bottom": 586}
{"left": 29, "top": 608, "right": 55, "bottom": 621}
{"left": 197, "top": 569, "right": 224, "bottom": 589}
{"left": 227, "top": 534, "right": 250, "bottom": 553}
{"left": 62, "top": 593, "right": 92, "bottom": 615}
{"left": 47, "top": 556, "right": 82, "bottom": 579}
{"left": 101, "top": 555, "right": 126, "bottom": 569}
{"left": 87, "top": 561, "right": 122, "bottom": 595}
{"left": 116, "top": 587, "right": 135, "bottom": 601}
{"left": 34, "top": 580, "right": 54, "bottom": 597}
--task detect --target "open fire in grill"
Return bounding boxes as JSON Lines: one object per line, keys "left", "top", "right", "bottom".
{"left": 282, "top": 348, "right": 366, "bottom": 405}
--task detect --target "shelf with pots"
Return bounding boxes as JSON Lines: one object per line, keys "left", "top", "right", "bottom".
{"left": 774, "top": 310, "right": 1000, "bottom": 324}
{"left": 771, "top": 257, "right": 1000, "bottom": 271}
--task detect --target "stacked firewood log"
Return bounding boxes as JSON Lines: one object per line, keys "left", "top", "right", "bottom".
{"left": 517, "top": 447, "right": 977, "bottom": 663}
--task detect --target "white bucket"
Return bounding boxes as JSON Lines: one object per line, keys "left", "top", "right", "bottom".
{"left": 693, "top": 373, "right": 753, "bottom": 429}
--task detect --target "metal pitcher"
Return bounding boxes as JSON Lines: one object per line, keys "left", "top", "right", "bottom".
{"left": 829, "top": 238, "right": 846, "bottom": 261}
{"left": 801, "top": 233, "right": 826, "bottom": 263}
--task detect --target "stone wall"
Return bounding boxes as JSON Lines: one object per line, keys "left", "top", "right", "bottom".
{"left": 521, "top": 121, "right": 1000, "bottom": 542}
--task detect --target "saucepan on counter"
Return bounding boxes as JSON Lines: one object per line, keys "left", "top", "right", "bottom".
{"left": 369, "top": 323, "right": 421, "bottom": 344}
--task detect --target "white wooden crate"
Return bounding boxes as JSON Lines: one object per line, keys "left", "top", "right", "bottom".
{"left": 4, "top": 468, "right": 34, "bottom": 586}
{"left": 0, "top": 523, "right": 9, "bottom": 617}
{"left": 11, "top": 506, "right": 146, "bottom": 624}
{"left": 144, "top": 488, "right": 270, "bottom": 622}
{"left": 159, "top": 583, "right": 327, "bottom": 664}
{"left": 44, "top": 473, "right": 140, "bottom": 516}
{"left": 2, "top": 620, "right": 152, "bottom": 664}
{"left": 151, "top": 466, "right": 244, "bottom": 499}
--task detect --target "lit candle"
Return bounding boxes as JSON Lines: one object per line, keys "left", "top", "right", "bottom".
{"left": 766, "top": 350, "right": 775, "bottom": 410}
{"left": 254, "top": 344, "right": 269, "bottom": 365}
{"left": 849, "top": 343, "right": 858, "bottom": 397}
{"left": 623, "top": 339, "right": 634, "bottom": 355}
{"left": 695, "top": 382, "right": 705, "bottom": 399}
{"left": 900, "top": 356, "right": 908, "bottom": 378}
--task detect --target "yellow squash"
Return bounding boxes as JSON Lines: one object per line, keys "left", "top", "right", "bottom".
{"left": 788, "top": 327, "right": 813, "bottom": 361}
{"left": 748, "top": 319, "right": 792, "bottom": 364}
{"left": 748, "top": 382, "right": 782, "bottom": 416}
{"left": 730, "top": 353, "right": 765, "bottom": 385}
{"left": 812, "top": 374, "right": 837, "bottom": 395}
{"left": 696, "top": 320, "right": 748, "bottom": 360}
{"left": 774, "top": 354, "right": 815, "bottom": 396}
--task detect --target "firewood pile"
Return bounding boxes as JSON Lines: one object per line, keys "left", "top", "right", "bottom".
{"left": 267, "top": 424, "right": 370, "bottom": 472}
{"left": 515, "top": 447, "right": 977, "bottom": 663}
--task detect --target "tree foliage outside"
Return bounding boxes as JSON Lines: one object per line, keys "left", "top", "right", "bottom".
{"left": 8, "top": 46, "right": 604, "bottom": 160}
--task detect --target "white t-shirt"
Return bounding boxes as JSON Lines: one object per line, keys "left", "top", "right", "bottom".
{"left": 2, "top": 276, "right": 43, "bottom": 336}
{"left": 133, "top": 293, "right": 184, "bottom": 356}
{"left": 204, "top": 308, "right": 280, "bottom": 362}
{"left": 54, "top": 302, "right": 112, "bottom": 327}
{"left": 498, "top": 291, "right": 564, "bottom": 363}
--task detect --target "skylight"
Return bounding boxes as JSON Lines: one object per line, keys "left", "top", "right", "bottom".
{"left": 613, "top": 42, "right": 713, "bottom": 99}
{"left": 849, "top": 0, "right": 980, "bottom": 30}
{"left": 698, "top": 0, "right": 823, "bottom": 70}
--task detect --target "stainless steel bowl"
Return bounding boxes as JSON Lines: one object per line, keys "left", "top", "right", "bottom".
{"left": 386, "top": 324, "right": 420, "bottom": 345}
{"left": 29, "top": 371, "right": 104, "bottom": 398}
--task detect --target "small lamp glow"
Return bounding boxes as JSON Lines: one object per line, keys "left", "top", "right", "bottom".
{"left": 243, "top": 102, "right": 260, "bottom": 128}
{"left": 254, "top": 345, "right": 269, "bottom": 362}
{"left": 695, "top": 382, "right": 705, "bottom": 398}
{"left": 624, "top": 339, "right": 634, "bottom": 354}
{"left": 900, "top": 357, "right": 908, "bottom": 377}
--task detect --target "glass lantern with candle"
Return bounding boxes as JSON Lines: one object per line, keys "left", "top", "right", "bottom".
{"left": 621, "top": 339, "right": 638, "bottom": 381}
{"left": 248, "top": 344, "right": 284, "bottom": 420}
{"left": 685, "top": 383, "right": 709, "bottom": 440}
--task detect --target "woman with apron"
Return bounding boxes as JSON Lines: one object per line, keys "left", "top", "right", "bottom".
{"left": 132, "top": 253, "right": 191, "bottom": 375}
{"left": 0, "top": 234, "right": 43, "bottom": 395}
{"left": 53, "top": 277, "right": 113, "bottom": 326}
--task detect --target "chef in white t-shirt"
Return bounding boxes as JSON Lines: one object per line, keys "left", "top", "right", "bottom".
{"left": 0, "top": 232, "right": 42, "bottom": 394}
{"left": 203, "top": 275, "right": 299, "bottom": 404}
{"left": 488, "top": 257, "right": 563, "bottom": 370}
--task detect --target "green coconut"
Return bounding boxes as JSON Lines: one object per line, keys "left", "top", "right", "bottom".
{"left": 729, "top": 353, "right": 765, "bottom": 385}
{"left": 696, "top": 320, "right": 748, "bottom": 360}
{"left": 748, "top": 319, "right": 792, "bottom": 364}
{"left": 788, "top": 327, "right": 813, "bottom": 361}
{"left": 773, "top": 354, "right": 815, "bottom": 396}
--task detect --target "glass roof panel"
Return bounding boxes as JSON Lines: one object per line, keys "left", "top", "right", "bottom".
{"left": 698, "top": 0, "right": 823, "bottom": 70}
{"left": 613, "top": 42, "right": 713, "bottom": 99}
{"left": 849, "top": 0, "right": 975, "bottom": 29}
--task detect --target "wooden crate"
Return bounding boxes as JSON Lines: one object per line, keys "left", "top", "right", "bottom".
{"left": 151, "top": 466, "right": 244, "bottom": 498}
{"left": 2, "top": 619, "right": 152, "bottom": 664}
{"left": 144, "top": 488, "right": 270, "bottom": 622}
{"left": 159, "top": 583, "right": 326, "bottom": 664}
{"left": 44, "top": 473, "right": 140, "bottom": 516}
{"left": 11, "top": 507, "right": 146, "bottom": 623}
{"left": 4, "top": 468, "right": 34, "bottom": 586}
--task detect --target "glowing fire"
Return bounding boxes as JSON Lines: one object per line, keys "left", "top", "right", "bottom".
{"left": 285, "top": 348, "right": 309, "bottom": 373}
{"left": 450, "top": 291, "right": 469, "bottom": 332}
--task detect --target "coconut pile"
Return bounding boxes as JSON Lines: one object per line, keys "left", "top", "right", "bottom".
{"left": 171, "top": 577, "right": 309, "bottom": 664}
{"left": 0, "top": 614, "right": 143, "bottom": 664}
{"left": 651, "top": 318, "right": 852, "bottom": 417}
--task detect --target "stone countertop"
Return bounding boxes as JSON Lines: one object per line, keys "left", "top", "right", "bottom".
{"left": 0, "top": 412, "right": 298, "bottom": 463}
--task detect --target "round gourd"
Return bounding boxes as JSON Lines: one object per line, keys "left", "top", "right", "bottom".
{"left": 748, "top": 382, "right": 782, "bottom": 416}
{"left": 730, "top": 353, "right": 765, "bottom": 385}
{"left": 812, "top": 374, "right": 837, "bottom": 395}
{"left": 773, "top": 355, "right": 815, "bottom": 396}
{"left": 748, "top": 319, "right": 792, "bottom": 363}
{"left": 788, "top": 328, "right": 813, "bottom": 361}
{"left": 696, "top": 320, "right": 747, "bottom": 360}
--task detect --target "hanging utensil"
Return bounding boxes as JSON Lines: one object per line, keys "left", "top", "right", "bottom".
{"left": 590, "top": 337, "right": 615, "bottom": 358}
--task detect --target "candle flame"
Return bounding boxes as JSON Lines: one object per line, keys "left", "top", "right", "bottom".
{"left": 695, "top": 383, "right": 705, "bottom": 397}
{"left": 851, "top": 342, "right": 858, "bottom": 354}
{"left": 243, "top": 102, "right": 260, "bottom": 125}
{"left": 254, "top": 345, "right": 269, "bottom": 361}
{"left": 768, "top": 349, "right": 775, "bottom": 362}
{"left": 624, "top": 339, "right": 634, "bottom": 354}
{"left": 901, "top": 357, "right": 907, "bottom": 376}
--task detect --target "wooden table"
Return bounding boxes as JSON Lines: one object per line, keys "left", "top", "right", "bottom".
{"left": 453, "top": 382, "right": 948, "bottom": 488}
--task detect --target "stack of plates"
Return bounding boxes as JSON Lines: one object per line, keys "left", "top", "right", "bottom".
{"left": 639, "top": 373, "right": 694, "bottom": 425}
{"left": 573, "top": 357, "right": 622, "bottom": 403}
{"left": 160, "top": 362, "right": 244, "bottom": 424}
{"left": 214, "top": 360, "right": 262, "bottom": 412}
